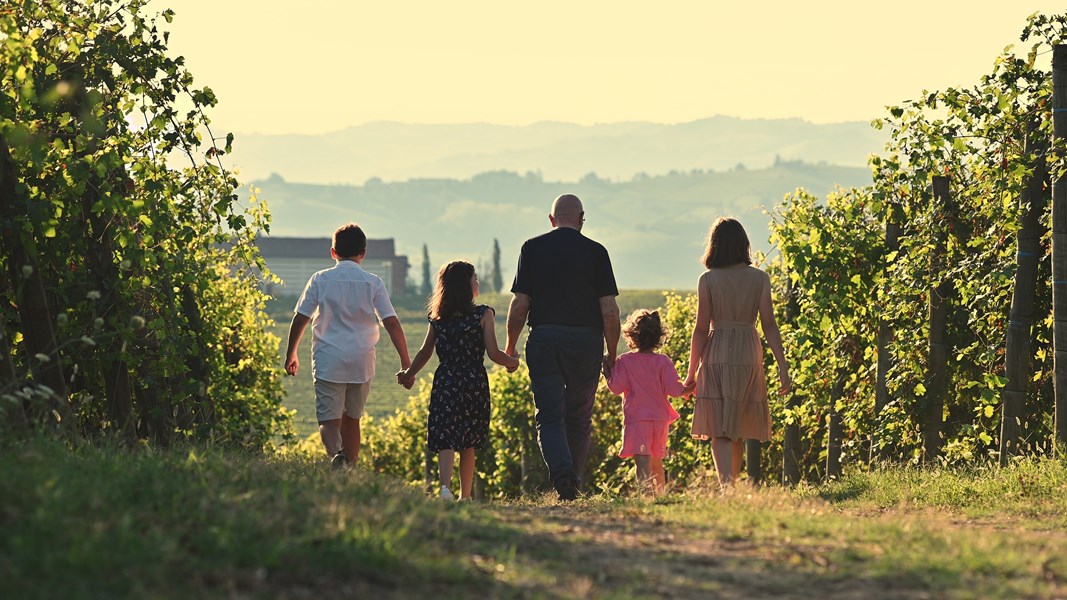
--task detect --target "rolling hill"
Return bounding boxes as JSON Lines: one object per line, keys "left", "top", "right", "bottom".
{"left": 248, "top": 159, "right": 872, "bottom": 290}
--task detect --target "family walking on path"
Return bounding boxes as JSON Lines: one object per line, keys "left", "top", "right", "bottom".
{"left": 284, "top": 194, "right": 791, "bottom": 500}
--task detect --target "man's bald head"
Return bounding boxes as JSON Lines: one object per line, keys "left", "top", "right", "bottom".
{"left": 550, "top": 194, "right": 584, "bottom": 230}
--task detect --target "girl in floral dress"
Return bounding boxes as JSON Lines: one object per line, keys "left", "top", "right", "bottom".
{"left": 398, "top": 261, "right": 519, "bottom": 500}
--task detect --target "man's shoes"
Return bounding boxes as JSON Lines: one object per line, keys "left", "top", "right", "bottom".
{"left": 554, "top": 475, "right": 579, "bottom": 501}
{"left": 439, "top": 485, "right": 455, "bottom": 501}
{"left": 330, "top": 451, "right": 349, "bottom": 470}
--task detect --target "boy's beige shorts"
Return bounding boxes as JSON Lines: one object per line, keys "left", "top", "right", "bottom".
{"left": 314, "top": 380, "right": 371, "bottom": 422}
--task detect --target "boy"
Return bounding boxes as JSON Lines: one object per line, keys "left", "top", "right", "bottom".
{"left": 284, "top": 223, "right": 411, "bottom": 468}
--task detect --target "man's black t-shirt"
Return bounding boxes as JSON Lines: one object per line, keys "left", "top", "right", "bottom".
{"left": 511, "top": 227, "right": 618, "bottom": 331}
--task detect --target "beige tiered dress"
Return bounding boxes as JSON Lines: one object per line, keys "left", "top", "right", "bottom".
{"left": 691, "top": 265, "right": 771, "bottom": 442}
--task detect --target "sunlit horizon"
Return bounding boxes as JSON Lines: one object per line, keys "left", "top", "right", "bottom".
{"left": 166, "top": 1, "right": 1066, "bottom": 136}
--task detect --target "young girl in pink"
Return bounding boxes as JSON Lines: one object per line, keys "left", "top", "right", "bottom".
{"left": 605, "top": 309, "right": 692, "bottom": 494}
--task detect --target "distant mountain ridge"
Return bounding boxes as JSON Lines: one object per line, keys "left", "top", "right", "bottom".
{"left": 230, "top": 116, "right": 886, "bottom": 185}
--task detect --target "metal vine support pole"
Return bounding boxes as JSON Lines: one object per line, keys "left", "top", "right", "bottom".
{"left": 924, "top": 176, "right": 952, "bottom": 462}
{"left": 873, "top": 203, "right": 901, "bottom": 460}
{"left": 1001, "top": 127, "right": 1048, "bottom": 464}
{"left": 1053, "top": 45, "right": 1067, "bottom": 450}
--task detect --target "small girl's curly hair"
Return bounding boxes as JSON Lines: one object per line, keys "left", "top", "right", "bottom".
{"left": 622, "top": 309, "right": 668, "bottom": 352}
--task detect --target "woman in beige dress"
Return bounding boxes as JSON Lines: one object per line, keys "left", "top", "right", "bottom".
{"left": 683, "top": 218, "right": 790, "bottom": 485}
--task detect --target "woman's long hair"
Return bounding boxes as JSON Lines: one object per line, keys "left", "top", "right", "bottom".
{"left": 700, "top": 217, "right": 752, "bottom": 269}
{"left": 428, "top": 261, "right": 475, "bottom": 321}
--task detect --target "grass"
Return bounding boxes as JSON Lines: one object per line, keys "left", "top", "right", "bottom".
{"left": 267, "top": 289, "right": 687, "bottom": 436}
{"left": 4, "top": 439, "right": 1067, "bottom": 599}
{"left": 808, "top": 459, "right": 1067, "bottom": 524}
{"left": 0, "top": 439, "right": 510, "bottom": 599}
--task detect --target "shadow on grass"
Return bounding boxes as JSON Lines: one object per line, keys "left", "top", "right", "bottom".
{"left": 815, "top": 475, "right": 872, "bottom": 503}
{"left": 451, "top": 500, "right": 964, "bottom": 599}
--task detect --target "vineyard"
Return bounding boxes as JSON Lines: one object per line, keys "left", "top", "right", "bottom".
{"left": 8, "top": 3, "right": 1067, "bottom": 598}
{"left": 361, "top": 14, "right": 1067, "bottom": 494}
{"left": 0, "top": 0, "right": 291, "bottom": 448}
{"left": 767, "top": 13, "right": 1067, "bottom": 478}
{"left": 4, "top": 2, "right": 1067, "bottom": 491}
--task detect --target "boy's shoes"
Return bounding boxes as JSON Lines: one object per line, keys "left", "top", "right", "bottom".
{"left": 439, "top": 485, "right": 455, "bottom": 501}
{"left": 554, "top": 475, "right": 580, "bottom": 501}
{"left": 330, "top": 451, "right": 349, "bottom": 470}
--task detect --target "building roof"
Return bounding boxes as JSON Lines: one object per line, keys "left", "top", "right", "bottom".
{"left": 257, "top": 237, "right": 397, "bottom": 259}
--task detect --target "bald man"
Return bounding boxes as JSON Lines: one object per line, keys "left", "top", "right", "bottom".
{"left": 505, "top": 193, "right": 621, "bottom": 501}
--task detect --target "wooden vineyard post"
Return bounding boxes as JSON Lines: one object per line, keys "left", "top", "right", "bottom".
{"left": 782, "top": 269, "right": 802, "bottom": 485}
{"left": 1053, "top": 45, "right": 1067, "bottom": 451}
{"left": 924, "top": 176, "right": 952, "bottom": 462}
{"left": 0, "top": 298, "right": 26, "bottom": 431}
{"left": 81, "top": 174, "right": 135, "bottom": 442}
{"left": 826, "top": 371, "right": 846, "bottom": 479}
{"left": 133, "top": 320, "right": 173, "bottom": 445}
{"left": 0, "top": 137, "right": 72, "bottom": 433}
{"left": 1001, "top": 129, "right": 1048, "bottom": 463}
{"left": 874, "top": 202, "right": 902, "bottom": 460}
{"left": 745, "top": 439, "right": 761, "bottom": 485}
{"left": 179, "top": 287, "right": 216, "bottom": 429}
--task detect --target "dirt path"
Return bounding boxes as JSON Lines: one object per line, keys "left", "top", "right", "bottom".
{"left": 465, "top": 495, "right": 1067, "bottom": 599}
{"left": 481, "top": 503, "right": 891, "bottom": 598}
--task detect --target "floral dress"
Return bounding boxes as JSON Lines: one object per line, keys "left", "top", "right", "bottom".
{"left": 427, "top": 305, "right": 493, "bottom": 452}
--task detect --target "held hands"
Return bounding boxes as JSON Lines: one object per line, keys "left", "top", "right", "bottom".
{"left": 285, "top": 353, "right": 299, "bottom": 376}
{"left": 602, "top": 353, "right": 616, "bottom": 379}
{"left": 682, "top": 374, "right": 697, "bottom": 399}
{"left": 505, "top": 347, "right": 520, "bottom": 374}
{"left": 506, "top": 354, "right": 521, "bottom": 373}
{"left": 778, "top": 367, "right": 792, "bottom": 396}
{"left": 396, "top": 368, "right": 416, "bottom": 390}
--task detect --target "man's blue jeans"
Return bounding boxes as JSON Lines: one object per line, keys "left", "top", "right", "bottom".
{"left": 525, "top": 325, "right": 604, "bottom": 485}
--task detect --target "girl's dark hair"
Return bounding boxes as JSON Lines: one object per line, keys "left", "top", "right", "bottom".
{"left": 622, "top": 309, "right": 667, "bottom": 352}
{"left": 428, "top": 261, "right": 475, "bottom": 321}
{"left": 701, "top": 217, "right": 752, "bottom": 269}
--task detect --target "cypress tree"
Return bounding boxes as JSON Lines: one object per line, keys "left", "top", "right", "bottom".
{"left": 492, "top": 238, "right": 503, "bottom": 293}
{"left": 420, "top": 244, "right": 431, "bottom": 297}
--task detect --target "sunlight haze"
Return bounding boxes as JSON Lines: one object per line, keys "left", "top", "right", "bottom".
{"left": 166, "top": 0, "right": 1064, "bottom": 134}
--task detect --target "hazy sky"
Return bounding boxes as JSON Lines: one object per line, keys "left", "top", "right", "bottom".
{"left": 166, "top": 1, "right": 1065, "bottom": 135}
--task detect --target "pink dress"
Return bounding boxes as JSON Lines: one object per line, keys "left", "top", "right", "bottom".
{"left": 692, "top": 266, "right": 772, "bottom": 441}
{"left": 606, "top": 352, "right": 686, "bottom": 458}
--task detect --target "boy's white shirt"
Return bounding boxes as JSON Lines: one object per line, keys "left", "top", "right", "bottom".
{"left": 294, "top": 260, "right": 397, "bottom": 383}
